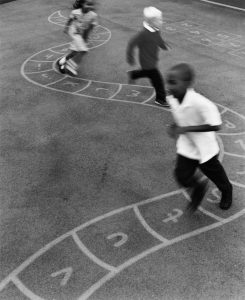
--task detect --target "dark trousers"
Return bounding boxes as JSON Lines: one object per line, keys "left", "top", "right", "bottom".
{"left": 130, "top": 68, "right": 166, "bottom": 102}
{"left": 174, "top": 154, "right": 232, "bottom": 201}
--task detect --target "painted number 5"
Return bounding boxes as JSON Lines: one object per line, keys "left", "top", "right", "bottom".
{"left": 127, "top": 90, "right": 140, "bottom": 97}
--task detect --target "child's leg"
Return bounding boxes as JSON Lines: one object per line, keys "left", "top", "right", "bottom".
{"left": 174, "top": 154, "right": 199, "bottom": 188}
{"left": 147, "top": 69, "right": 166, "bottom": 103}
{"left": 127, "top": 69, "right": 149, "bottom": 84}
{"left": 73, "top": 51, "right": 87, "bottom": 65}
{"left": 199, "top": 155, "right": 233, "bottom": 209}
{"left": 175, "top": 154, "right": 208, "bottom": 211}
{"left": 64, "top": 33, "right": 88, "bottom": 75}
{"left": 130, "top": 69, "right": 150, "bottom": 80}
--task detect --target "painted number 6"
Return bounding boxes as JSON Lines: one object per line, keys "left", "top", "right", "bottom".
{"left": 207, "top": 188, "right": 220, "bottom": 204}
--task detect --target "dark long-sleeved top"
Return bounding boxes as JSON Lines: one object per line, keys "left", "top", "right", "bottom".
{"left": 126, "top": 28, "right": 168, "bottom": 70}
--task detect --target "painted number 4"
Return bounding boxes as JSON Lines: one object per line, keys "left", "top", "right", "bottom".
{"left": 162, "top": 208, "right": 183, "bottom": 223}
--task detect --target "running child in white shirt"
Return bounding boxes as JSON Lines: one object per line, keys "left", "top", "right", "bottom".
{"left": 166, "top": 63, "right": 232, "bottom": 212}
{"left": 57, "top": 0, "right": 98, "bottom": 76}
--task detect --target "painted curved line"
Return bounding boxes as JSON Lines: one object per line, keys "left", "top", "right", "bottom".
{"left": 1, "top": 189, "right": 245, "bottom": 294}
{"left": 0, "top": 190, "right": 181, "bottom": 291}
{"left": 11, "top": 277, "right": 45, "bottom": 300}
{"left": 21, "top": 49, "right": 245, "bottom": 134}
{"left": 133, "top": 206, "right": 170, "bottom": 244}
{"left": 1, "top": 9, "right": 243, "bottom": 299}
{"left": 78, "top": 208, "right": 245, "bottom": 300}
{"left": 223, "top": 151, "right": 245, "bottom": 158}
{"left": 72, "top": 232, "right": 117, "bottom": 272}
{"left": 182, "top": 189, "right": 223, "bottom": 222}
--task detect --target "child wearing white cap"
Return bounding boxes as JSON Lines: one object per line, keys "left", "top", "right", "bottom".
{"left": 126, "top": 6, "right": 171, "bottom": 107}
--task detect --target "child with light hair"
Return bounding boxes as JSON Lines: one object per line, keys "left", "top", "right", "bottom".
{"left": 57, "top": 0, "right": 98, "bottom": 76}
{"left": 126, "top": 6, "right": 171, "bottom": 107}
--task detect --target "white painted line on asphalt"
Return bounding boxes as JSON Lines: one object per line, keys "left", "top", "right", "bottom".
{"left": 72, "top": 232, "right": 117, "bottom": 272}
{"left": 78, "top": 208, "right": 245, "bottom": 300}
{"left": 108, "top": 84, "right": 122, "bottom": 99}
{"left": 230, "top": 180, "right": 245, "bottom": 189}
{"left": 29, "top": 59, "right": 55, "bottom": 62}
{"left": 11, "top": 277, "right": 44, "bottom": 300}
{"left": 200, "top": 0, "right": 245, "bottom": 12}
{"left": 220, "top": 107, "right": 228, "bottom": 115}
{"left": 133, "top": 206, "right": 170, "bottom": 244}
{"left": 182, "top": 190, "right": 224, "bottom": 222}
{"left": 24, "top": 69, "right": 54, "bottom": 74}
{"left": 0, "top": 190, "right": 182, "bottom": 292}
{"left": 141, "top": 91, "right": 155, "bottom": 104}
{"left": 74, "top": 80, "right": 92, "bottom": 93}
{"left": 224, "top": 151, "right": 245, "bottom": 158}
{"left": 46, "top": 77, "right": 67, "bottom": 86}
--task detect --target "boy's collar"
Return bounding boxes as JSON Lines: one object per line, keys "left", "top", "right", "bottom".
{"left": 143, "top": 21, "right": 158, "bottom": 32}
{"left": 179, "top": 88, "right": 194, "bottom": 105}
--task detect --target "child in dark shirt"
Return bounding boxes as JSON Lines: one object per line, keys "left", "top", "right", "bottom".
{"left": 126, "top": 6, "right": 171, "bottom": 107}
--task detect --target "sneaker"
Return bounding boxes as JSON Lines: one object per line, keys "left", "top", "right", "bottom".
{"left": 56, "top": 59, "right": 66, "bottom": 74}
{"left": 127, "top": 71, "right": 135, "bottom": 85}
{"left": 65, "top": 59, "right": 78, "bottom": 76}
{"left": 219, "top": 184, "right": 233, "bottom": 210}
{"left": 187, "top": 179, "right": 209, "bottom": 212}
{"left": 154, "top": 100, "right": 170, "bottom": 108}
{"left": 65, "top": 65, "right": 78, "bottom": 77}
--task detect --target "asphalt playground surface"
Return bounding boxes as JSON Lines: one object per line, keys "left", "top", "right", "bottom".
{"left": 0, "top": 0, "right": 245, "bottom": 299}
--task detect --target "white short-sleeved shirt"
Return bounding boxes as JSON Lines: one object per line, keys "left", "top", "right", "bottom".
{"left": 167, "top": 88, "right": 222, "bottom": 163}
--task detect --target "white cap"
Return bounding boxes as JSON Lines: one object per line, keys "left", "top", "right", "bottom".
{"left": 143, "top": 6, "right": 162, "bottom": 20}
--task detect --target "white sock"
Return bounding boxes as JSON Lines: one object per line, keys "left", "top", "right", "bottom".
{"left": 59, "top": 56, "right": 67, "bottom": 65}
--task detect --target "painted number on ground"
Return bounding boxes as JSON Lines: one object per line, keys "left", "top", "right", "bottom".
{"left": 162, "top": 208, "right": 183, "bottom": 223}
{"left": 50, "top": 267, "right": 73, "bottom": 286}
{"left": 127, "top": 90, "right": 140, "bottom": 97}
{"left": 224, "top": 120, "right": 236, "bottom": 129}
{"left": 107, "top": 232, "right": 128, "bottom": 247}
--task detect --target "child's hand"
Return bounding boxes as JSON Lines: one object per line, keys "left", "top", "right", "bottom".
{"left": 63, "top": 26, "right": 68, "bottom": 34}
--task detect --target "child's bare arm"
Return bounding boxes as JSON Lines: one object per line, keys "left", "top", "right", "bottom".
{"left": 175, "top": 124, "right": 221, "bottom": 134}
{"left": 83, "top": 23, "right": 95, "bottom": 41}
{"left": 64, "top": 18, "right": 73, "bottom": 34}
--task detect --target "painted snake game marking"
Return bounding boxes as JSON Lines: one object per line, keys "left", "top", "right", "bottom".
{"left": 1, "top": 9, "right": 244, "bottom": 300}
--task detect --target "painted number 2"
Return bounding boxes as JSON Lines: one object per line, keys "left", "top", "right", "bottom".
{"left": 224, "top": 120, "right": 236, "bottom": 129}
